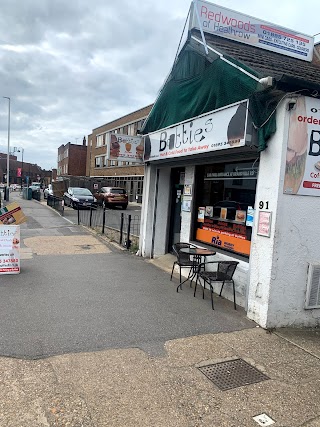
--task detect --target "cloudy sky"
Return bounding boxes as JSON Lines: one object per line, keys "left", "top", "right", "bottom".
{"left": 0, "top": 0, "right": 319, "bottom": 171}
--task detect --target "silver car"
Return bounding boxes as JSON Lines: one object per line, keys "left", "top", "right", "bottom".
{"left": 44, "top": 184, "right": 53, "bottom": 199}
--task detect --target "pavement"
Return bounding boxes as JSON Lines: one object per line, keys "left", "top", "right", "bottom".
{"left": 0, "top": 193, "right": 320, "bottom": 426}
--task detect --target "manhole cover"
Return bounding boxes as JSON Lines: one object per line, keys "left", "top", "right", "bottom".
{"left": 198, "top": 359, "right": 269, "bottom": 391}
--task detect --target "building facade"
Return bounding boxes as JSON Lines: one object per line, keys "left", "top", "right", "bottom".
{"left": 57, "top": 140, "right": 87, "bottom": 177}
{"left": 139, "top": 3, "right": 320, "bottom": 328}
{"left": 87, "top": 104, "right": 152, "bottom": 202}
{"left": 0, "top": 152, "right": 50, "bottom": 186}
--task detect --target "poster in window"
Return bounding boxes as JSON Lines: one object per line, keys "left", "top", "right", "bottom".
{"left": 220, "top": 208, "right": 227, "bottom": 219}
{"left": 182, "top": 198, "right": 192, "bottom": 212}
{"left": 205, "top": 206, "right": 213, "bottom": 217}
{"left": 184, "top": 184, "right": 192, "bottom": 196}
{"left": 246, "top": 207, "right": 254, "bottom": 227}
{"left": 198, "top": 207, "right": 205, "bottom": 222}
{"left": 235, "top": 210, "right": 246, "bottom": 223}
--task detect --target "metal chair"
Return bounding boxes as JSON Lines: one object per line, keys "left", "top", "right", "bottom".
{"left": 194, "top": 261, "right": 239, "bottom": 310}
{"left": 170, "top": 242, "right": 198, "bottom": 288}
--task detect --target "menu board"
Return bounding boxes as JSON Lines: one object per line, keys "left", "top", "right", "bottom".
{"left": 0, "top": 202, "right": 27, "bottom": 225}
{"left": 0, "top": 225, "right": 20, "bottom": 274}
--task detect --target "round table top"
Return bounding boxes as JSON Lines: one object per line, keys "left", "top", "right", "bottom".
{"left": 180, "top": 247, "right": 216, "bottom": 256}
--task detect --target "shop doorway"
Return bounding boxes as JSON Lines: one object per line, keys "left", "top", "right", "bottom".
{"left": 168, "top": 167, "right": 185, "bottom": 252}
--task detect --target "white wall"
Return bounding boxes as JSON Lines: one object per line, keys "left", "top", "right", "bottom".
{"left": 139, "top": 164, "right": 171, "bottom": 257}
{"left": 139, "top": 164, "right": 156, "bottom": 258}
{"left": 248, "top": 97, "right": 320, "bottom": 328}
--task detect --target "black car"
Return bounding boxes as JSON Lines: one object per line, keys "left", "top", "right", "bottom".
{"left": 63, "top": 187, "right": 97, "bottom": 209}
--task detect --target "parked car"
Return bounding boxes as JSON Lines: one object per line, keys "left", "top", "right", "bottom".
{"left": 94, "top": 187, "right": 128, "bottom": 209}
{"left": 63, "top": 187, "right": 97, "bottom": 209}
{"left": 29, "top": 183, "right": 41, "bottom": 191}
{"left": 9, "top": 184, "right": 20, "bottom": 191}
{"left": 44, "top": 184, "right": 53, "bottom": 199}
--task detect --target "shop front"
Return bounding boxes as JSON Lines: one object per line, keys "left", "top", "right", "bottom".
{"left": 139, "top": 1, "right": 320, "bottom": 328}
{"left": 140, "top": 100, "right": 259, "bottom": 308}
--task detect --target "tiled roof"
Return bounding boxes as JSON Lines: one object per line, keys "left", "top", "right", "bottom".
{"left": 192, "top": 29, "right": 320, "bottom": 88}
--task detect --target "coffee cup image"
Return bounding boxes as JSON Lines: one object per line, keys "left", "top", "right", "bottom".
{"left": 284, "top": 97, "right": 308, "bottom": 194}
{"left": 227, "top": 102, "right": 247, "bottom": 146}
{"left": 110, "top": 134, "right": 120, "bottom": 158}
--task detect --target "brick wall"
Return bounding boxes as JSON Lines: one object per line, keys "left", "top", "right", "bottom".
{"left": 91, "top": 165, "right": 144, "bottom": 177}
{"left": 69, "top": 145, "right": 87, "bottom": 176}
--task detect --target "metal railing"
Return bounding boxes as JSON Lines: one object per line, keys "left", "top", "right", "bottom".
{"left": 32, "top": 189, "right": 41, "bottom": 201}
{"left": 47, "top": 195, "right": 64, "bottom": 215}
{"left": 77, "top": 206, "right": 140, "bottom": 250}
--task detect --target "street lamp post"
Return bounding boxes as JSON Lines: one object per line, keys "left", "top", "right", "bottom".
{"left": 3, "top": 97, "right": 10, "bottom": 201}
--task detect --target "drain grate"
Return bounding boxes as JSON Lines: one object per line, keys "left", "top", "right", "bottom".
{"left": 198, "top": 358, "right": 269, "bottom": 391}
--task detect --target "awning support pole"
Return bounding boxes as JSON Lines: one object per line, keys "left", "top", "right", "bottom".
{"left": 191, "top": 35, "right": 261, "bottom": 83}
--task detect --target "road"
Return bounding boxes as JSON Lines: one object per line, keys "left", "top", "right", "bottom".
{"left": 62, "top": 200, "right": 141, "bottom": 226}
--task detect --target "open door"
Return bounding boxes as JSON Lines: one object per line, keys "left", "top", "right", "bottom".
{"left": 168, "top": 168, "right": 185, "bottom": 252}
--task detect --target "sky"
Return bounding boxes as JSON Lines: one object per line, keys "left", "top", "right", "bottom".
{"left": 0, "top": 0, "right": 319, "bottom": 171}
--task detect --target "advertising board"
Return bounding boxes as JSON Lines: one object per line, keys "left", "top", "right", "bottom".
{"left": 0, "top": 225, "right": 20, "bottom": 274}
{"left": 191, "top": 0, "right": 314, "bottom": 62}
{"left": 144, "top": 100, "right": 248, "bottom": 162}
{"left": 108, "top": 134, "right": 144, "bottom": 163}
{"left": 0, "top": 202, "right": 27, "bottom": 225}
{"left": 284, "top": 96, "right": 320, "bottom": 196}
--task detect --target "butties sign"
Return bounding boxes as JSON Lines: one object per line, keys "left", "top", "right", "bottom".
{"left": 191, "top": 0, "right": 314, "bottom": 62}
{"left": 143, "top": 101, "right": 248, "bottom": 162}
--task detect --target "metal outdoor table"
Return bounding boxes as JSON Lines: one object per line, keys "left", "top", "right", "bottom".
{"left": 177, "top": 247, "right": 216, "bottom": 292}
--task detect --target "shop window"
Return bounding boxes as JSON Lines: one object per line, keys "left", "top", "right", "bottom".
{"left": 194, "top": 160, "right": 258, "bottom": 257}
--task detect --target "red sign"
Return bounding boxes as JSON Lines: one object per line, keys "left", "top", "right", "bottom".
{"left": 17, "top": 168, "right": 21, "bottom": 177}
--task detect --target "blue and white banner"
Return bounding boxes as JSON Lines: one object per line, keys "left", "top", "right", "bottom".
{"left": 191, "top": 0, "right": 314, "bottom": 62}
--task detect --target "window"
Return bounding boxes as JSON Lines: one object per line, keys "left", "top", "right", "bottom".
{"left": 94, "top": 155, "right": 107, "bottom": 168}
{"left": 95, "top": 156, "right": 102, "bottom": 168}
{"left": 128, "top": 123, "right": 135, "bottom": 136}
{"left": 96, "top": 134, "right": 104, "bottom": 147}
{"left": 194, "top": 160, "right": 258, "bottom": 257}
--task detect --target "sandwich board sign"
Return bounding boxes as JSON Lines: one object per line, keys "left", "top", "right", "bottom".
{"left": 0, "top": 225, "right": 20, "bottom": 274}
